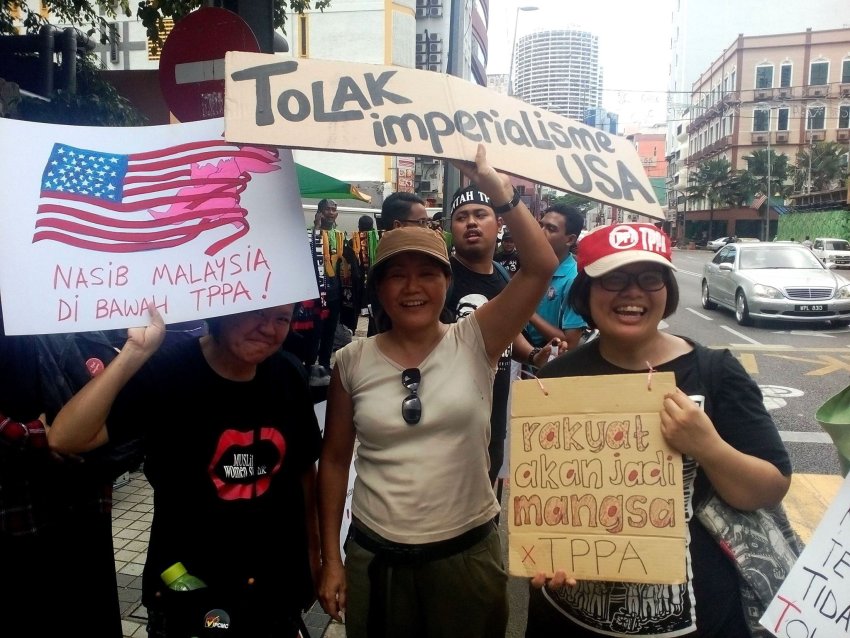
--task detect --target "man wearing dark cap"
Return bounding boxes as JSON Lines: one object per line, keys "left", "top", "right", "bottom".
{"left": 447, "top": 185, "right": 550, "bottom": 487}
{"left": 494, "top": 229, "right": 520, "bottom": 276}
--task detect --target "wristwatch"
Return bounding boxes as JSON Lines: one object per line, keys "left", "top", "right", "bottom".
{"left": 492, "top": 187, "right": 521, "bottom": 215}
{"left": 526, "top": 346, "right": 543, "bottom": 366}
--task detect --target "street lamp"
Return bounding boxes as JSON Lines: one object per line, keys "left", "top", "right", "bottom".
{"left": 508, "top": 5, "right": 538, "bottom": 96}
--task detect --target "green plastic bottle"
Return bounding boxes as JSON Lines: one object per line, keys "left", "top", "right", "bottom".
{"left": 160, "top": 562, "right": 207, "bottom": 591}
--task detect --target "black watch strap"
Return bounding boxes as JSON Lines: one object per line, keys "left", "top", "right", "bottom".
{"left": 527, "top": 346, "right": 542, "bottom": 366}
{"left": 492, "top": 188, "right": 521, "bottom": 215}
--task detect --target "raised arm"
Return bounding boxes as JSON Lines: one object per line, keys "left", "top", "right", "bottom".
{"left": 452, "top": 145, "right": 557, "bottom": 362}
{"left": 48, "top": 309, "right": 166, "bottom": 454}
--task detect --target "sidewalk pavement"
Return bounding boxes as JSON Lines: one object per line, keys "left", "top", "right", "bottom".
{"left": 114, "top": 467, "right": 844, "bottom": 638}
{"left": 112, "top": 471, "right": 333, "bottom": 638}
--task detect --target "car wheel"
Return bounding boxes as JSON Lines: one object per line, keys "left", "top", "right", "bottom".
{"left": 701, "top": 281, "right": 717, "bottom": 310}
{"left": 735, "top": 290, "right": 753, "bottom": 326}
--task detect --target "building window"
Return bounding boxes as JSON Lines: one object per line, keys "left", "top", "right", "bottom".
{"left": 753, "top": 108, "right": 769, "bottom": 132}
{"left": 298, "top": 14, "right": 308, "bottom": 57}
{"left": 842, "top": 59, "right": 850, "bottom": 84}
{"left": 777, "top": 107, "right": 789, "bottom": 131}
{"left": 806, "top": 106, "right": 825, "bottom": 129}
{"left": 147, "top": 18, "right": 173, "bottom": 60}
{"left": 840, "top": 105, "right": 850, "bottom": 129}
{"left": 755, "top": 65, "right": 773, "bottom": 89}
{"left": 780, "top": 64, "right": 792, "bottom": 88}
{"left": 809, "top": 61, "right": 828, "bottom": 86}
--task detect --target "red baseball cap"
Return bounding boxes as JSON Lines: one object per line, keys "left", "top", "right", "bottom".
{"left": 577, "top": 223, "right": 676, "bottom": 277}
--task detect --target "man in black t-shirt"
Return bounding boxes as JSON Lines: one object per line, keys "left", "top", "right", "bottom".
{"left": 447, "top": 185, "right": 545, "bottom": 485}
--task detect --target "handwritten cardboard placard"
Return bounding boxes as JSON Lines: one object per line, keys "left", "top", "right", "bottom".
{"left": 0, "top": 117, "right": 317, "bottom": 335}
{"left": 760, "top": 473, "right": 850, "bottom": 637}
{"left": 509, "top": 372, "right": 686, "bottom": 584}
{"left": 224, "top": 53, "right": 663, "bottom": 220}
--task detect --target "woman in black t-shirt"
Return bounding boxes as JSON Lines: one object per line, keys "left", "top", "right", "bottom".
{"left": 526, "top": 223, "right": 792, "bottom": 637}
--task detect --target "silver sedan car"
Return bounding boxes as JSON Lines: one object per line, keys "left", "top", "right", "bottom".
{"left": 701, "top": 243, "right": 850, "bottom": 326}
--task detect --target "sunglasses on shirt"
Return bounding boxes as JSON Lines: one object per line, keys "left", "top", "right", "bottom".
{"left": 401, "top": 368, "right": 422, "bottom": 425}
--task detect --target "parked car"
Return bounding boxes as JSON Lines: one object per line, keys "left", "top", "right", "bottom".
{"left": 706, "top": 236, "right": 733, "bottom": 251}
{"left": 706, "top": 236, "right": 760, "bottom": 251}
{"left": 810, "top": 237, "right": 850, "bottom": 269}
{"left": 701, "top": 243, "right": 850, "bottom": 326}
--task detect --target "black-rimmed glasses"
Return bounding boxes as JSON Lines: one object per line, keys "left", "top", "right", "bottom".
{"left": 597, "top": 270, "right": 666, "bottom": 292}
{"left": 401, "top": 368, "right": 422, "bottom": 425}
{"left": 399, "top": 218, "right": 442, "bottom": 231}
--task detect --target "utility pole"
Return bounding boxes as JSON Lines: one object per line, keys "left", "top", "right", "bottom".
{"left": 442, "top": 0, "right": 465, "bottom": 214}
{"left": 765, "top": 108, "right": 771, "bottom": 243}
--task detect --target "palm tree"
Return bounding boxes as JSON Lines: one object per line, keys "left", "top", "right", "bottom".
{"left": 793, "top": 141, "right": 849, "bottom": 193}
{"left": 741, "top": 148, "right": 791, "bottom": 241}
{"left": 685, "top": 157, "right": 737, "bottom": 240}
{"left": 742, "top": 148, "right": 792, "bottom": 199}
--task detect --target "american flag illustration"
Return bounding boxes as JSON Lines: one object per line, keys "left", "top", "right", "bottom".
{"left": 36, "top": 140, "right": 280, "bottom": 256}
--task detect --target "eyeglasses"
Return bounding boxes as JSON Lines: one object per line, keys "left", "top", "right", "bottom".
{"left": 596, "top": 271, "right": 666, "bottom": 292}
{"left": 401, "top": 368, "right": 422, "bottom": 425}
{"left": 399, "top": 218, "right": 442, "bottom": 231}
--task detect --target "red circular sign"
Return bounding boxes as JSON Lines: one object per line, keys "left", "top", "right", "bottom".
{"left": 159, "top": 7, "right": 260, "bottom": 123}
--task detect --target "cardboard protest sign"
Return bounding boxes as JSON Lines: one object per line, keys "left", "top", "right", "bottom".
{"left": 509, "top": 372, "right": 686, "bottom": 584}
{"left": 0, "top": 117, "right": 317, "bottom": 335}
{"left": 224, "top": 53, "right": 663, "bottom": 220}
{"left": 760, "top": 473, "right": 850, "bottom": 637}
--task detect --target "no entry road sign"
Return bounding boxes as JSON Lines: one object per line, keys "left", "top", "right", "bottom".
{"left": 159, "top": 7, "right": 260, "bottom": 122}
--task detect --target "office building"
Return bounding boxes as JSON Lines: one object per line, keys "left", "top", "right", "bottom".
{"left": 513, "top": 28, "right": 602, "bottom": 121}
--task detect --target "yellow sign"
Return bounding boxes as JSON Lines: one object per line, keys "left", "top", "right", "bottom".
{"left": 224, "top": 53, "right": 664, "bottom": 219}
{"left": 509, "top": 372, "right": 686, "bottom": 584}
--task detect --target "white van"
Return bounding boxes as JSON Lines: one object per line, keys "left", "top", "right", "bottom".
{"left": 811, "top": 238, "right": 850, "bottom": 269}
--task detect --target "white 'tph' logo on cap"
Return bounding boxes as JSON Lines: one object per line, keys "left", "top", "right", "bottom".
{"left": 609, "top": 225, "right": 640, "bottom": 250}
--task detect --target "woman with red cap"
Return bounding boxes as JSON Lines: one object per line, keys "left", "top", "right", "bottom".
{"left": 526, "top": 223, "right": 792, "bottom": 637}
{"left": 317, "top": 145, "right": 557, "bottom": 638}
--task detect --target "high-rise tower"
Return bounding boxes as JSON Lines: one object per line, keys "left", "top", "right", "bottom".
{"left": 513, "top": 28, "right": 602, "bottom": 121}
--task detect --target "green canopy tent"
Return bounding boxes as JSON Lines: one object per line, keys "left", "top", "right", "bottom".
{"left": 295, "top": 163, "right": 372, "bottom": 203}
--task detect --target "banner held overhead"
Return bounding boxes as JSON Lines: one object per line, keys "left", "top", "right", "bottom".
{"left": 224, "top": 53, "right": 664, "bottom": 220}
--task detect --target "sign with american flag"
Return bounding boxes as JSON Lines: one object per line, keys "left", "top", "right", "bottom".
{"left": 0, "top": 118, "right": 317, "bottom": 335}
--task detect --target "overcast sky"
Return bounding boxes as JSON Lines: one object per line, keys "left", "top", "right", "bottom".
{"left": 487, "top": 0, "right": 674, "bottom": 128}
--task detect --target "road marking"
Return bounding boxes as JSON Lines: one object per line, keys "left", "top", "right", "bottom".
{"left": 720, "top": 325, "right": 761, "bottom": 344}
{"left": 780, "top": 431, "right": 832, "bottom": 443}
{"left": 772, "top": 329, "right": 837, "bottom": 339}
{"left": 677, "top": 269, "right": 702, "bottom": 278}
{"left": 765, "top": 353, "right": 850, "bottom": 376}
{"left": 738, "top": 352, "right": 758, "bottom": 374}
{"left": 684, "top": 308, "right": 713, "bottom": 320}
{"left": 784, "top": 473, "right": 844, "bottom": 543}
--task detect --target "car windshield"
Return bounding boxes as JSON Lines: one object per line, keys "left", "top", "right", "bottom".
{"left": 825, "top": 240, "right": 850, "bottom": 251}
{"left": 739, "top": 247, "right": 823, "bottom": 269}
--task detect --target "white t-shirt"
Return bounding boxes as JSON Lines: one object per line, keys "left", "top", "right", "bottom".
{"left": 335, "top": 315, "right": 500, "bottom": 544}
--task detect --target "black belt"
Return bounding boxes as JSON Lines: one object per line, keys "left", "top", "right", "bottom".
{"left": 349, "top": 520, "right": 494, "bottom": 566}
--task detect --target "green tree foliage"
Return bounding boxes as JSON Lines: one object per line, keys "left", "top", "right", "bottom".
{"left": 1, "top": 1, "right": 332, "bottom": 126}
{"left": 742, "top": 148, "right": 792, "bottom": 200}
{"left": 792, "top": 141, "right": 849, "bottom": 193}
{"left": 139, "top": 1, "right": 332, "bottom": 45}
{"left": 685, "top": 157, "right": 738, "bottom": 239}
{"left": 13, "top": 55, "right": 147, "bottom": 125}
{"left": 2, "top": 1, "right": 331, "bottom": 43}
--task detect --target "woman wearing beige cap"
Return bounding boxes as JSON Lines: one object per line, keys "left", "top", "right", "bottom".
{"left": 526, "top": 223, "right": 792, "bottom": 637}
{"left": 317, "top": 145, "right": 557, "bottom": 638}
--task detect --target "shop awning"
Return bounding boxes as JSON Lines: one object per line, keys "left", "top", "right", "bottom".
{"left": 296, "top": 163, "right": 372, "bottom": 203}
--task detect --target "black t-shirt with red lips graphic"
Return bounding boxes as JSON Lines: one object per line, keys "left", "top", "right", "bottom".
{"left": 106, "top": 339, "right": 322, "bottom": 612}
